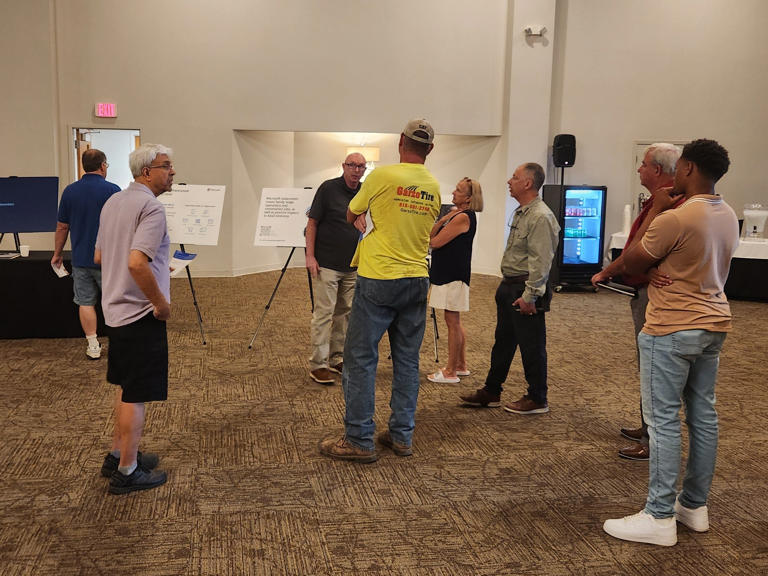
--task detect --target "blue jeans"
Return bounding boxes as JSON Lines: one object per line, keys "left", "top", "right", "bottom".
{"left": 639, "top": 329, "right": 726, "bottom": 518}
{"left": 342, "top": 276, "right": 429, "bottom": 450}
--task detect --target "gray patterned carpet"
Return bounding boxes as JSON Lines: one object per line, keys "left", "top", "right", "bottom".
{"left": 1, "top": 270, "right": 766, "bottom": 575}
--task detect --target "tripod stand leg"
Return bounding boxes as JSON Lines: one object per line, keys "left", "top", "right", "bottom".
{"left": 248, "top": 247, "right": 296, "bottom": 349}
{"left": 430, "top": 307, "right": 439, "bottom": 363}
{"left": 185, "top": 266, "right": 207, "bottom": 345}
{"left": 179, "top": 243, "right": 206, "bottom": 345}
{"left": 305, "top": 249, "right": 315, "bottom": 313}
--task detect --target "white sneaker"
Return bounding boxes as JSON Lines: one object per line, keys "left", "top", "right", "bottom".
{"left": 674, "top": 496, "right": 709, "bottom": 532}
{"left": 86, "top": 342, "right": 101, "bottom": 359}
{"left": 603, "top": 510, "right": 677, "bottom": 546}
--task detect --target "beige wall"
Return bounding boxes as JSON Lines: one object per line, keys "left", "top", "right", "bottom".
{"left": 0, "top": 1, "right": 57, "bottom": 250}
{"left": 3, "top": 0, "right": 767, "bottom": 271}
{"left": 0, "top": 2, "right": 56, "bottom": 177}
{"left": 34, "top": 0, "right": 509, "bottom": 269}
{"left": 550, "top": 0, "right": 768, "bottom": 237}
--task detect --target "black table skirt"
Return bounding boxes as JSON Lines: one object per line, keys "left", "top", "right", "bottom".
{"left": 0, "top": 251, "right": 104, "bottom": 339}
{"left": 724, "top": 258, "right": 768, "bottom": 301}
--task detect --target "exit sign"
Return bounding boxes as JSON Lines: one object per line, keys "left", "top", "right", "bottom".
{"left": 94, "top": 102, "right": 117, "bottom": 118}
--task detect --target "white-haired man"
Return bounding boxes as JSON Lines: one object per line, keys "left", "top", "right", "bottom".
{"left": 95, "top": 143, "right": 175, "bottom": 494}
{"left": 593, "top": 143, "right": 682, "bottom": 461}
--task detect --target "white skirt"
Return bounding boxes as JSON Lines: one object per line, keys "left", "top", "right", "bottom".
{"left": 429, "top": 281, "right": 470, "bottom": 312}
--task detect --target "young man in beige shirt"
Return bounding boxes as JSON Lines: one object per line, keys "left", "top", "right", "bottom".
{"left": 595, "top": 139, "right": 739, "bottom": 546}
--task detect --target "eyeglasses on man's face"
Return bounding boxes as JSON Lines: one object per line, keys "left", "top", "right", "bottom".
{"left": 344, "top": 162, "right": 366, "bottom": 171}
{"left": 148, "top": 163, "right": 174, "bottom": 171}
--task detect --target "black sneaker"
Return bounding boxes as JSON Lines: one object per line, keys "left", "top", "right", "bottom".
{"left": 108, "top": 466, "right": 167, "bottom": 494}
{"left": 101, "top": 451, "right": 160, "bottom": 478}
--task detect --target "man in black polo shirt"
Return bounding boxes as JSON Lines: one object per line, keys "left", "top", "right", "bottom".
{"left": 305, "top": 152, "right": 366, "bottom": 384}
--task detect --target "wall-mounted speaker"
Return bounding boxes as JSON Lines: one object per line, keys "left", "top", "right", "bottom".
{"left": 553, "top": 134, "right": 576, "bottom": 167}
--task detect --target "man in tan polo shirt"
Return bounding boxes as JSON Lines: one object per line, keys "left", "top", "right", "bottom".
{"left": 596, "top": 139, "right": 739, "bottom": 546}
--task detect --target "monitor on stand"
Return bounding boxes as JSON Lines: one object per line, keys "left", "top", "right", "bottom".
{"left": 0, "top": 176, "right": 59, "bottom": 252}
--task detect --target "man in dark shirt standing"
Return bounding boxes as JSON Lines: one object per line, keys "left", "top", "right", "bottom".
{"left": 52, "top": 148, "right": 120, "bottom": 359}
{"left": 305, "top": 152, "right": 366, "bottom": 384}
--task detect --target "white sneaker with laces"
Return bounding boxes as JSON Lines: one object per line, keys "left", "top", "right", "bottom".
{"left": 603, "top": 510, "right": 677, "bottom": 546}
{"left": 86, "top": 342, "right": 101, "bottom": 359}
{"left": 674, "top": 496, "right": 709, "bottom": 532}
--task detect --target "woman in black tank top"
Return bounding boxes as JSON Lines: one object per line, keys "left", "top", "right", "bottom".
{"left": 426, "top": 178, "right": 483, "bottom": 384}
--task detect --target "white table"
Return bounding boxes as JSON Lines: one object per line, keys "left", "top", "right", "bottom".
{"left": 608, "top": 232, "right": 768, "bottom": 300}
{"left": 609, "top": 232, "right": 628, "bottom": 253}
{"left": 608, "top": 232, "right": 768, "bottom": 260}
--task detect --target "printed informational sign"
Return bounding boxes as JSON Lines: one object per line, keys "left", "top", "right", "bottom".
{"left": 254, "top": 187, "right": 315, "bottom": 247}
{"left": 159, "top": 184, "right": 226, "bottom": 246}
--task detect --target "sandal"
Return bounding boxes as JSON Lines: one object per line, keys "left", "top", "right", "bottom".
{"left": 427, "top": 370, "right": 460, "bottom": 384}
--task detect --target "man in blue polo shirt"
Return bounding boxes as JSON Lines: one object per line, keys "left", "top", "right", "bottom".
{"left": 52, "top": 149, "right": 120, "bottom": 359}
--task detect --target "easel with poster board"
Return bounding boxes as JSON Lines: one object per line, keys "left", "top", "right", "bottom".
{"left": 158, "top": 183, "right": 226, "bottom": 345}
{"left": 248, "top": 187, "right": 316, "bottom": 349}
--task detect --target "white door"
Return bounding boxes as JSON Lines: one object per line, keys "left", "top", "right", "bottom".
{"left": 72, "top": 128, "right": 140, "bottom": 189}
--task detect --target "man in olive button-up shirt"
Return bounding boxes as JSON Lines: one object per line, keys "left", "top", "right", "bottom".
{"left": 460, "top": 162, "right": 559, "bottom": 413}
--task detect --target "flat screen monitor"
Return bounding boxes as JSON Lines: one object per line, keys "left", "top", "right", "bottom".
{"left": 561, "top": 186, "right": 607, "bottom": 266}
{"left": 0, "top": 177, "right": 59, "bottom": 233}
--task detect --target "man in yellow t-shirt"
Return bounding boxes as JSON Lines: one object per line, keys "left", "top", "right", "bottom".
{"left": 319, "top": 119, "right": 440, "bottom": 463}
{"left": 601, "top": 139, "right": 739, "bottom": 547}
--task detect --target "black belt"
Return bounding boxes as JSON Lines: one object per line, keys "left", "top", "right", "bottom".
{"left": 502, "top": 274, "right": 529, "bottom": 284}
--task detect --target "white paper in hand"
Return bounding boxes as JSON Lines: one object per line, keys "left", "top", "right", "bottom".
{"left": 361, "top": 212, "right": 374, "bottom": 239}
{"left": 52, "top": 263, "right": 69, "bottom": 278}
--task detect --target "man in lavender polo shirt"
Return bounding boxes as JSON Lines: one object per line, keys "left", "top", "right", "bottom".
{"left": 94, "top": 143, "right": 175, "bottom": 494}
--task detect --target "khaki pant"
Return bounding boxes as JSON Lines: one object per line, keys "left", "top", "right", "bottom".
{"left": 309, "top": 267, "right": 357, "bottom": 370}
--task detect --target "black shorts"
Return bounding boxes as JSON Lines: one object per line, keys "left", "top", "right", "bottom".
{"left": 107, "top": 312, "right": 168, "bottom": 403}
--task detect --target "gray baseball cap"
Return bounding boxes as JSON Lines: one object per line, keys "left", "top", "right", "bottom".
{"left": 403, "top": 118, "right": 434, "bottom": 144}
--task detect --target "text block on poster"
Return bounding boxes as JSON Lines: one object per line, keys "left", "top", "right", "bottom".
{"left": 254, "top": 188, "right": 315, "bottom": 247}
{"left": 159, "top": 184, "right": 226, "bottom": 246}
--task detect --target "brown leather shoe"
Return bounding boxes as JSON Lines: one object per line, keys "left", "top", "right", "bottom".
{"left": 619, "top": 443, "right": 650, "bottom": 461}
{"left": 459, "top": 388, "right": 501, "bottom": 407}
{"left": 620, "top": 426, "right": 645, "bottom": 441}
{"left": 310, "top": 368, "right": 334, "bottom": 384}
{"left": 319, "top": 436, "right": 378, "bottom": 463}
{"left": 503, "top": 395, "right": 549, "bottom": 414}
{"left": 376, "top": 431, "right": 413, "bottom": 457}
{"left": 329, "top": 361, "right": 343, "bottom": 374}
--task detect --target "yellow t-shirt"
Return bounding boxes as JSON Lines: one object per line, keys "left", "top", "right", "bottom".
{"left": 348, "top": 163, "right": 440, "bottom": 279}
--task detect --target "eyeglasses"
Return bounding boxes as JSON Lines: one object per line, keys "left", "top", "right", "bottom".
{"left": 344, "top": 163, "right": 367, "bottom": 170}
{"left": 147, "top": 163, "right": 174, "bottom": 171}
{"left": 103, "top": 162, "right": 109, "bottom": 168}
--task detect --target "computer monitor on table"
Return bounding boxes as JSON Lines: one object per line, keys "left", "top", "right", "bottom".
{"left": 0, "top": 177, "right": 59, "bottom": 251}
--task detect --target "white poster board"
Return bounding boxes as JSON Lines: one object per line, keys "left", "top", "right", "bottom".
{"left": 254, "top": 187, "right": 315, "bottom": 247}
{"left": 159, "top": 184, "right": 226, "bottom": 246}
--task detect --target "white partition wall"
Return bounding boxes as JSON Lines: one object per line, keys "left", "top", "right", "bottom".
{"left": 231, "top": 131, "right": 505, "bottom": 277}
